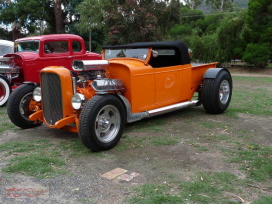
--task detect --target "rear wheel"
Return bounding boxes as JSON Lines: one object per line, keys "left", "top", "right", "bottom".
{"left": 0, "top": 76, "right": 11, "bottom": 107}
{"left": 7, "top": 84, "right": 42, "bottom": 129}
{"left": 201, "top": 70, "right": 232, "bottom": 114}
{"left": 79, "top": 95, "right": 126, "bottom": 152}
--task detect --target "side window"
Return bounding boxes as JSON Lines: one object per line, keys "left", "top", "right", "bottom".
{"left": 44, "top": 41, "right": 68, "bottom": 54}
{"left": 149, "top": 49, "right": 180, "bottom": 68}
{"left": 72, "top": 41, "right": 82, "bottom": 52}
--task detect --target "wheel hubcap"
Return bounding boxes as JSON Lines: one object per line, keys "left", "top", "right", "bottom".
{"left": 95, "top": 105, "right": 121, "bottom": 143}
{"left": 219, "top": 80, "right": 230, "bottom": 104}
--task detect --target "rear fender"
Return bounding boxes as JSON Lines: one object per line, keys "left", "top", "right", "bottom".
{"left": 203, "top": 68, "right": 231, "bottom": 79}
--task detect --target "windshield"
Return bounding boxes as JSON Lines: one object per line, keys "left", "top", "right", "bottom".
{"left": 104, "top": 48, "right": 149, "bottom": 60}
{"left": 14, "top": 40, "right": 40, "bottom": 53}
{"left": 0, "top": 45, "right": 13, "bottom": 56}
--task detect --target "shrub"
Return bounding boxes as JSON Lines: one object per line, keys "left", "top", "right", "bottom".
{"left": 242, "top": 43, "right": 271, "bottom": 68}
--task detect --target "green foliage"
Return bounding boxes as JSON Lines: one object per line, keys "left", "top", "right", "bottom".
{"left": 76, "top": 0, "right": 104, "bottom": 34}
{"left": 183, "top": 0, "right": 203, "bottom": 9}
{"left": 0, "top": 0, "right": 55, "bottom": 34}
{"left": 242, "top": 0, "right": 272, "bottom": 67}
{"left": 242, "top": 43, "right": 271, "bottom": 68}
{"left": 206, "top": 0, "right": 235, "bottom": 12}
{"left": 245, "top": 0, "right": 272, "bottom": 43}
{"left": 186, "top": 11, "right": 245, "bottom": 65}
{"left": 189, "top": 30, "right": 219, "bottom": 63}
{"left": 180, "top": 7, "right": 205, "bottom": 24}
{"left": 104, "top": 0, "right": 160, "bottom": 45}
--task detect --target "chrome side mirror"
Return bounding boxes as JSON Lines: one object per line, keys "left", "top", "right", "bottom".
{"left": 152, "top": 50, "right": 158, "bottom": 58}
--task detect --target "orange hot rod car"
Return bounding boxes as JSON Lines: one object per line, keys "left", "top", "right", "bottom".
{"left": 8, "top": 41, "right": 232, "bottom": 151}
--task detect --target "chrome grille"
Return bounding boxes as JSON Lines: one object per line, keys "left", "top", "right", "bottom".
{"left": 41, "top": 73, "right": 63, "bottom": 126}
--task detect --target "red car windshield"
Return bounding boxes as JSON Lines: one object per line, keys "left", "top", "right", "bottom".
{"left": 15, "top": 40, "right": 40, "bottom": 53}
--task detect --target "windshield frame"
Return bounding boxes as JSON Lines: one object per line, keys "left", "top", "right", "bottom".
{"left": 103, "top": 48, "right": 151, "bottom": 61}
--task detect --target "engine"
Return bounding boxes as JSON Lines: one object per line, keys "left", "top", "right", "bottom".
{"left": 78, "top": 69, "right": 107, "bottom": 81}
{"left": 72, "top": 60, "right": 126, "bottom": 94}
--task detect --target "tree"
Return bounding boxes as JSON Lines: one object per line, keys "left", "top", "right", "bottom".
{"left": 242, "top": 0, "right": 272, "bottom": 68}
{"left": 150, "top": 0, "right": 182, "bottom": 36}
{"left": 216, "top": 11, "right": 246, "bottom": 63}
{"left": 167, "top": 7, "right": 204, "bottom": 39}
{"left": 183, "top": 0, "right": 203, "bottom": 9}
{"left": 0, "top": 0, "right": 55, "bottom": 38}
{"left": 242, "top": 43, "right": 271, "bottom": 68}
{"left": 76, "top": 0, "right": 105, "bottom": 51}
{"left": 206, "top": 0, "right": 234, "bottom": 12}
{"left": 103, "top": 0, "right": 159, "bottom": 45}
{"left": 188, "top": 12, "right": 245, "bottom": 66}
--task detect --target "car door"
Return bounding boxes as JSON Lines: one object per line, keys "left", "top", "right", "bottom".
{"left": 42, "top": 40, "right": 72, "bottom": 69}
{"left": 154, "top": 66, "right": 183, "bottom": 105}
{"left": 151, "top": 49, "right": 184, "bottom": 105}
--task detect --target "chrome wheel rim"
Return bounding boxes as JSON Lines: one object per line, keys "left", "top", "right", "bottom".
{"left": 95, "top": 105, "right": 121, "bottom": 143}
{"left": 219, "top": 80, "right": 230, "bottom": 104}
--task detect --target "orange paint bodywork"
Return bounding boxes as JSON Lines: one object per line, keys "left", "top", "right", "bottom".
{"left": 29, "top": 48, "right": 217, "bottom": 133}
{"left": 106, "top": 58, "right": 216, "bottom": 113}
{"left": 29, "top": 67, "right": 82, "bottom": 132}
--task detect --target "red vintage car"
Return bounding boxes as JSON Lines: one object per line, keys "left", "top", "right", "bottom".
{"left": 0, "top": 34, "right": 101, "bottom": 106}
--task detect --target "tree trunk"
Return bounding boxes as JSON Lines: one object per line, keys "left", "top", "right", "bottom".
{"left": 54, "top": 0, "right": 64, "bottom": 33}
{"left": 12, "top": 22, "right": 21, "bottom": 40}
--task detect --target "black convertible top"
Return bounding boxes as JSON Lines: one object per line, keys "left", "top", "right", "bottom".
{"left": 102, "top": 41, "right": 190, "bottom": 65}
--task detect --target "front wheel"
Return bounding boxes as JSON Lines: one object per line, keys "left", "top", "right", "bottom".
{"left": 201, "top": 70, "right": 232, "bottom": 114}
{"left": 7, "top": 84, "right": 42, "bottom": 129}
{"left": 0, "top": 75, "right": 11, "bottom": 107}
{"left": 79, "top": 95, "right": 126, "bottom": 152}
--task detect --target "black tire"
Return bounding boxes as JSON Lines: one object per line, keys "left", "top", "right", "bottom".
{"left": 79, "top": 95, "right": 126, "bottom": 152}
{"left": 7, "top": 84, "right": 42, "bottom": 129}
{"left": 201, "top": 70, "right": 232, "bottom": 114}
{"left": 0, "top": 75, "right": 12, "bottom": 107}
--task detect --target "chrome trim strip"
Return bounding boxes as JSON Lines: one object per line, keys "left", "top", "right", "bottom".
{"left": 72, "top": 77, "right": 76, "bottom": 94}
{"left": 147, "top": 100, "right": 199, "bottom": 117}
{"left": 118, "top": 95, "right": 199, "bottom": 123}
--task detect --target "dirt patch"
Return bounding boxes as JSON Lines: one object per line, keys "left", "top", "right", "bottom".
{"left": 0, "top": 68, "right": 271, "bottom": 203}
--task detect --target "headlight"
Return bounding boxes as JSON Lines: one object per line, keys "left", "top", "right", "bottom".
{"left": 33, "top": 87, "right": 41, "bottom": 102}
{"left": 71, "top": 93, "right": 86, "bottom": 110}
